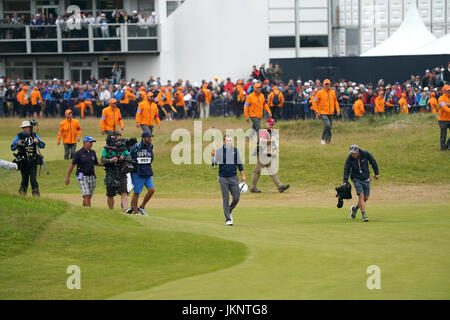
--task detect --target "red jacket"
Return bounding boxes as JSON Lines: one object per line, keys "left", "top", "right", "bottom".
{"left": 223, "top": 82, "right": 234, "bottom": 95}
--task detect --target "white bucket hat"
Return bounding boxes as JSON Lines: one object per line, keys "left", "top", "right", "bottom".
{"left": 20, "top": 120, "right": 32, "bottom": 128}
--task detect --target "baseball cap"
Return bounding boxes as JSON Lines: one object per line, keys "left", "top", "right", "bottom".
{"left": 266, "top": 118, "right": 275, "bottom": 125}
{"left": 142, "top": 131, "right": 153, "bottom": 138}
{"left": 253, "top": 83, "right": 261, "bottom": 88}
{"left": 83, "top": 136, "right": 96, "bottom": 143}
{"left": 349, "top": 144, "right": 359, "bottom": 154}
{"left": 65, "top": 109, "right": 73, "bottom": 116}
{"left": 110, "top": 98, "right": 117, "bottom": 104}
{"left": 146, "top": 92, "right": 154, "bottom": 98}
{"left": 323, "top": 79, "right": 331, "bottom": 85}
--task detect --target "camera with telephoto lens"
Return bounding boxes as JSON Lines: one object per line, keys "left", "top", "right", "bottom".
{"left": 104, "top": 133, "right": 136, "bottom": 175}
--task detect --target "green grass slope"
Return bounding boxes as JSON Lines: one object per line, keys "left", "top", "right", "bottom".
{"left": 0, "top": 194, "right": 248, "bottom": 299}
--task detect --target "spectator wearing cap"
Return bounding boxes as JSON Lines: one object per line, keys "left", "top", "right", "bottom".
{"left": 416, "top": 87, "right": 430, "bottom": 113}
{"left": 65, "top": 136, "right": 100, "bottom": 207}
{"left": 315, "top": 79, "right": 340, "bottom": 144}
{"left": 16, "top": 85, "right": 30, "bottom": 118}
{"left": 422, "top": 69, "right": 432, "bottom": 88}
{"left": 136, "top": 92, "right": 160, "bottom": 135}
{"left": 374, "top": 90, "right": 392, "bottom": 115}
{"left": 30, "top": 86, "right": 43, "bottom": 118}
{"left": 250, "top": 118, "right": 289, "bottom": 194}
{"left": 428, "top": 92, "right": 438, "bottom": 114}
{"left": 128, "top": 131, "right": 156, "bottom": 216}
{"left": 437, "top": 85, "right": 450, "bottom": 151}
{"left": 57, "top": 109, "right": 81, "bottom": 160}
{"left": 344, "top": 145, "right": 380, "bottom": 222}
{"left": 244, "top": 83, "right": 272, "bottom": 139}
{"left": 174, "top": 86, "right": 186, "bottom": 119}
{"left": 100, "top": 98, "right": 124, "bottom": 135}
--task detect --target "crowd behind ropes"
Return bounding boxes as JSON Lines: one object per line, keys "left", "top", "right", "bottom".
{"left": 0, "top": 9, "right": 159, "bottom": 39}
{"left": 1, "top": 61, "right": 450, "bottom": 122}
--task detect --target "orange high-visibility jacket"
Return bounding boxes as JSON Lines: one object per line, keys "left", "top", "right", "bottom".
{"left": 437, "top": 95, "right": 450, "bottom": 121}
{"left": 75, "top": 100, "right": 93, "bottom": 119}
{"left": 352, "top": 99, "right": 365, "bottom": 117}
{"left": 138, "top": 89, "right": 148, "bottom": 103}
{"left": 235, "top": 85, "right": 245, "bottom": 102}
{"left": 398, "top": 94, "right": 408, "bottom": 114}
{"left": 268, "top": 89, "right": 284, "bottom": 108}
{"left": 174, "top": 90, "right": 185, "bottom": 107}
{"left": 100, "top": 105, "right": 124, "bottom": 132}
{"left": 310, "top": 93, "right": 318, "bottom": 113}
{"left": 16, "top": 89, "right": 29, "bottom": 105}
{"left": 315, "top": 88, "right": 340, "bottom": 115}
{"left": 120, "top": 90, "right": 136, "bottom": 104}
{"left": 201, "top": 86, "right": 212, "bottom": 103}
{"left": 157, "top": 89, "right": 173, "bottom": 107}
{"left": 57, "top": 118, "right": 81, "bottom": 144}
{"left": 136, "top": 100, "right": 161, "bottom": 127}
{"left": 374, "top": 96, "right": 387, "bottom": 113}
{"left": 244, "top": 92, "right": 271, "bottom": 119}
{"left": 30, "top": 89, "right": 42, "bottom": 105}
{"left": 428, "top": 96, "right": 438, "bottom": 114}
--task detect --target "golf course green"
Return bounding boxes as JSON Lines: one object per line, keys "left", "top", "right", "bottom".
{"left": 0, "top": 114, "right": 449, "bottom": 299}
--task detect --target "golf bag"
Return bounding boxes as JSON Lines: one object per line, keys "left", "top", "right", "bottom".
{"left": 335, "top": 183, "right": 352, "bottom": 208}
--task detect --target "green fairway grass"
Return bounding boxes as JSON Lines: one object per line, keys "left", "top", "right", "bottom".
{"left": 0, "top": 114, "right": 449, "bottom": 299}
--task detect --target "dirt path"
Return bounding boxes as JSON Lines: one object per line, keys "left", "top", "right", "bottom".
{"left": 46, "top": 184, "right": 450, "bottom": 209}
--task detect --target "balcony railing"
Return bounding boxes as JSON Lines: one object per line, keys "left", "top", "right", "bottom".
{"left": 0, "top": 23, "right": 159, "bottom": 55}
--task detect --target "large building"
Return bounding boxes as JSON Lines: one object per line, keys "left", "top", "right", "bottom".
{"left": 0, "top": 0, "right": 448, "bottom": 82}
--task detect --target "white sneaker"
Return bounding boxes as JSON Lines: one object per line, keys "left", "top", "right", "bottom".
{"left": 138, "top": 206, "right": 148, "bottom": 216}
{"left": 225, "top": 220, "right": 233, "bottom": 226}
{"left": 321, "top": 140, "right": 326, "bottom": 145}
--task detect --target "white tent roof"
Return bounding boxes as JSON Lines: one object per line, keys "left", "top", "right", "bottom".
{"left": 361, "top": 7, "right": 437, "bottom": 57}
{"left": 411, "top": 34, "right": 450, "bottom": 55}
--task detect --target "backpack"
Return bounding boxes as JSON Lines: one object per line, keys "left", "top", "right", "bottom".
{"left": 197, "top": 90, "right": 205, "bottom": 102}
{"left": 232, "top": 88, "right": 239, "bottom": 102}
{"left": 272, "top": 92, "right": 281, "bottom": 106}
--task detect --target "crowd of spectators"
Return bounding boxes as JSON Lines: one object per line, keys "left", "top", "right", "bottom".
{"left": 1, "top": 61, "right": 449, "bottom": 121}
{"left": 0, "top": 9, "right": 158, "bottom": 39}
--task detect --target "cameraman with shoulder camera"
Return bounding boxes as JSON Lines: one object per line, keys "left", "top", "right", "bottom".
{"left": 11, "top": 120, "right": 46, "bottom": 197}
{"left": 101, "top": 132, "right": 132, "bottom": 213}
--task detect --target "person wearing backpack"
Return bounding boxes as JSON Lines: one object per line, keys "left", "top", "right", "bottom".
{"left": 268, "top": 85, "right": 284, "bottom": 121}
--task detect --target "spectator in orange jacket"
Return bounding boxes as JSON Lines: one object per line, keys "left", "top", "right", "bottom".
{"left": 174, "top": 86, "right": 186, "bottom": 119}
{"left": 428, "top": 92, "right": 438, "bottom": 114}
{"left": 120, "top": 86, "right": 137, "bottom": 118}
{"left": 315, "top": 79, "right": 340, "bottom": 144}
{"left": 136, "top": 92, "right": 160, "bottom": 136}
{"left": 30, "top": 86, "right": 43, "bottom": 118}
{"left": 157, "top": 86, "right": 173, "bottom": 120}
{"left": 16, "top": 85, "right": 30, "bottom": 118}
{"left": 374, "top": 91, "right": 393, "bottom": 115}
{"left": 398, "top": 93, "right": 409, "bottom": 114}
{"left": 437, "top": 85, "right": 450, "bottom": 151}
{"left": 137, "top": 86, "right": 148, "bottom": 103}
{"left": 352, "top": 94, "right": 365, "bottom": 118}
{"left": 199, "top": 83, "right": 212, "bottom": 119}
{"left": 268, "top": 86, "right": 284, "bottom": 121}
{"left": 75, "top": 98, "right": 93, "bottom": 119}
{"left": 310, "top": 88, "right": 319, "bottom": 118}
{"left": 57, "top": 109, "right": 81, "bottom": 160}
{"left": 244, "top": 83, "right": 272, "bottom": 139}
{"left": 233, "top": 80, "right": 245, "bottom": 119}
{"left": 100, "top": 98, "right": 124, "bottom": 135}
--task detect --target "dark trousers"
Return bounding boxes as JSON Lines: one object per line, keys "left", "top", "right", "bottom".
{"left": 320, "top": 114, "right": 333, "bottom": 142}
{"left": 439, "top": 121, "right": 450, "bottom": 151}
{"left": 64, "top": 143, "right": 77, "bottom": 160}
{"left": 234, "top": 101, "right": 243, "bottom": 118}
{"left": 271, "top": 107, "right": 281, "bottom": 121}
{"left": 218, "top": 175, "right": 240, "bottom": 222}
{"left": 20, "top": 161, "right": 39, "bottom": 193}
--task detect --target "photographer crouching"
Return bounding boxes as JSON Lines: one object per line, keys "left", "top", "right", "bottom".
{"left": 101, "top": 132, "right": 135, "bottom": 213}
{"left": 11, "top": 120, "right": 46, "bottom": 197}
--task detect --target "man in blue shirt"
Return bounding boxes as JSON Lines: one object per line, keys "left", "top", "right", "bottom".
{"left": 129, "top": 131, "right": 155, "bottom": 216}
{"left": 11, "top": 120, "right": 45, "bottom": 197}
{"left": 211, "top": 135, "right": 246, "bottom": 226}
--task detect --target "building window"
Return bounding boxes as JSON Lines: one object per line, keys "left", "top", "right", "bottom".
{"left": 269, "top": 36, "right": 296, "bottom": 48}
{"left": 98, "top": 59, "right": 126, "bottom": 80}
{"left": 36, "top": 57, "right": 64, "bottom": 80}
{"left": 3, "top": 0, "right": 30, "bottom": 12}
{"left": 167, "top": 1, "right": 181, "bottom": 17}
{"left": 97, "top": 0, "right": 124, "bottom": 11}
{"left": 300, "top": 35, "right": 328, "bottom": 48}
{"left": 69, "top": 0, "right": 93, "bottom": 12}
{"left": 6, "top": 58, "right": 33, "bottom": 81}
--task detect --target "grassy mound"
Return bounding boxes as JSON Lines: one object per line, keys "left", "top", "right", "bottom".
{"left": 0, "top": 194, "right": 248, "bottom": 299}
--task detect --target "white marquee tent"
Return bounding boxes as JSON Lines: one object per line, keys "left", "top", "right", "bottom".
{"left": 361, "top": 7, "right": 437, "bottom": 57}
{"left": 411, "top": 34, "right": 450, "bottom": 55}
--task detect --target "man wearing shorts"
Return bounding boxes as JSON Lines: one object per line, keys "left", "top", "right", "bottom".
{"left": 343, "top": 144, "right": 380, "bottom": 222}
{"left": 129, "top": 131, "right": 155, "bottom": 216}
{"left": 65, "top": 136, "right": 101, "bottom": 207}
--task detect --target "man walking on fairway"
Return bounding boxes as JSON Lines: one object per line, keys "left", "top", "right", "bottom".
{"left": 211, "top": 135, "right": 246, "bottom": 226}
{"left": 129, "top": 131, "right": 155, "bottom": 216}
{"left": 343, "top": 145, "right": 380, "bottom": 222}
{"left": 250, "top": 118, "right": 289, "bottom": 193}
{"left": 315, "top": 79, "right": 340, "bottom": 144}
{"left": 244, "top": 83, "right": 272, "bottom": 139}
